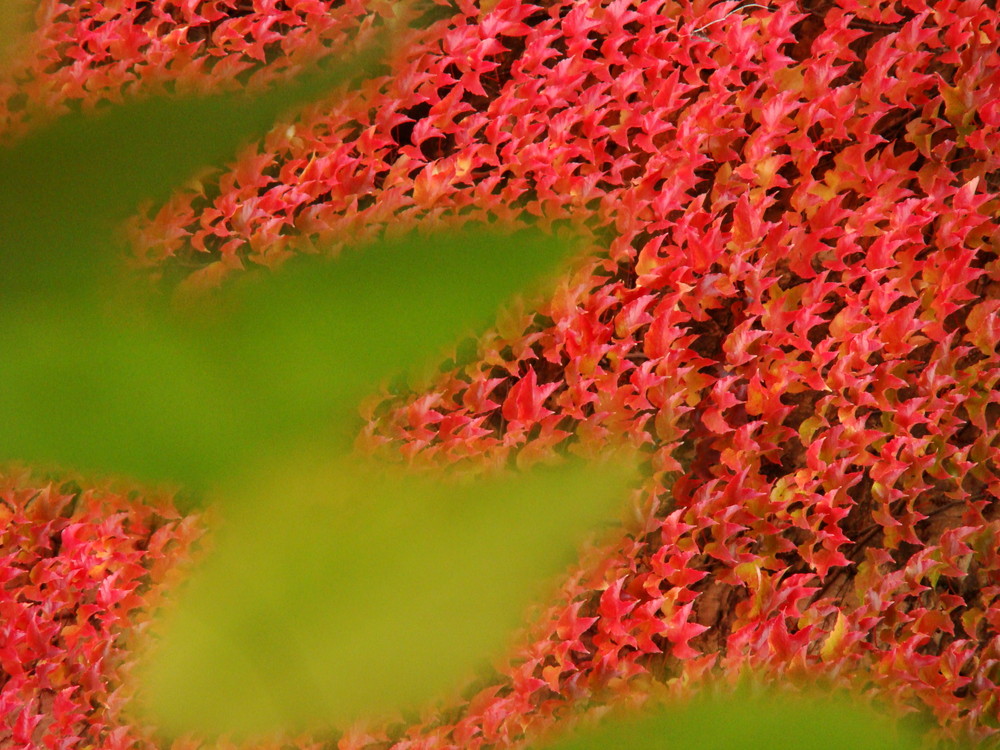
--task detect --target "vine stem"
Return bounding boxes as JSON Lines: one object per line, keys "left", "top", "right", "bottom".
{"left": 692, "top": 3, "right": 775, "bottom": 37}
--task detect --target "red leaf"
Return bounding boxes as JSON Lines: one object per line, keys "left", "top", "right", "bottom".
{"left": 664, "top": 602, "right": 708, "bottom": 660}
{"left": 501, "top": 367, "right": 559, "bottom": 425}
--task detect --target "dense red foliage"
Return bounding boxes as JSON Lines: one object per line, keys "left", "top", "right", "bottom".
{"left": 3, "top": 0, "right": 1000, "bottom": 747}
{"left": 0, "top": 474, "right": 203, "bottom": 749}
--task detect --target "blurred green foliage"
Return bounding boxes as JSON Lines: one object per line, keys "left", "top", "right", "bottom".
{"left": 139, "top": 454, "right": 637, "bottom": 737}
{"left": 0, "top": 0, "right": 34, "bottom": 70}
{"left": 540, "top": 685, "right": 927, "bottom": 750}
{"left": 0, "top": 226, "right": 574, "bottom": 488}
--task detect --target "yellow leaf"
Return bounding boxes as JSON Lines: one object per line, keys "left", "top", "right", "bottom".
{"left": 821, "top": 610, "right": 847, "bottom": 662}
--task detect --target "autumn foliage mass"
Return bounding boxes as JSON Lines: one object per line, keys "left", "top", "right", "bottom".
{"left": 1, "top": 0, "right": 1000, "bottom": 747}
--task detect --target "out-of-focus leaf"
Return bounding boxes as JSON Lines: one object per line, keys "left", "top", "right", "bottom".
{"left": 0, "top": 305, "right": 243, "bottom": 488}
{"left": 540, "top": 687, "right": 925, "bottom": 750}
{"left": 0, "top": 0, "right": 34, "bottom": 69}
{"left": 0, "top": 228, "right": 573, "bottom": 487}
{"left": 207, "top": 227, "right": 576, "bottom": 441}
{"left": 134, "top": 453, "right": 639, "bottom": 737}
{"left": 0, "top": 40, "right": 385, "bottom": 302}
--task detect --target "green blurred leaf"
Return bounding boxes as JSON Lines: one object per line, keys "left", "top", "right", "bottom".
{"left": 0, "top": 228, "right": 572, "bottom": 487}
{"left": 0, "top": 0, "right": 34, "bottom": 69}
{"left": 208, "top": 227, "right": 575, "bottom": 440}
{"left": 540, "top": 687, "right": 924, "bottom": 750}
{"left": 135, "top": 453, "right": 638, "bottom": 737}
{"left": 0, "top": 304, "right": 244, "bottom": 488}
{"left": 0, "top": 39, "right": 384, "bottom": 301}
